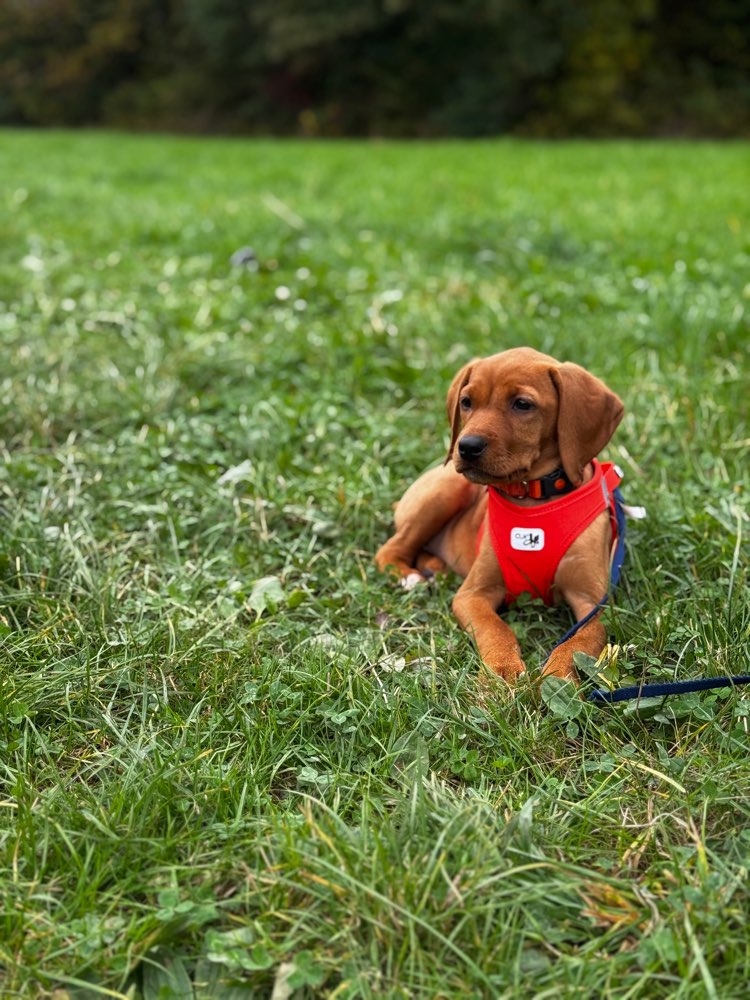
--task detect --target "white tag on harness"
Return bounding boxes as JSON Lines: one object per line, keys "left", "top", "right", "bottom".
{"left": 510, "top": 527, "right": 545, "bottom": 551}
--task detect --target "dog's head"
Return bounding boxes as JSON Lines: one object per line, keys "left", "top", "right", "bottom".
{"left": 446, "top": 347, "right": 623, "bottom": 486}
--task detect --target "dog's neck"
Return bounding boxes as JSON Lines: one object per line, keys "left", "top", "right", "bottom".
{"left": 493, "top": 464, "right": 590, "bottom": 502}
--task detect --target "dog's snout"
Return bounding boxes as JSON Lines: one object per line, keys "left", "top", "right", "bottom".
{"left": 458, "top": 435, "right": 487, "bottom": 461}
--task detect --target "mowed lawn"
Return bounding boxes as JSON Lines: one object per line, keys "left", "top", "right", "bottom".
{"left": 1, "top": 131, "right": 749, "bottom": 997}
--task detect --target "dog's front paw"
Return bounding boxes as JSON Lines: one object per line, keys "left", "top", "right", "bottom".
{"left": 540, "top": 649, "right": 579, "bottom": 684}
{"left": 477, "top": 665, "right": 526, "bottom": 701}
{"left": 479, "top": 652, "right": 527, "bottom": 687}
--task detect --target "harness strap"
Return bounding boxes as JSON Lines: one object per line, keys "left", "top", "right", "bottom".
{"left": 541, "top": 482, "right": 626, "bottom": 667}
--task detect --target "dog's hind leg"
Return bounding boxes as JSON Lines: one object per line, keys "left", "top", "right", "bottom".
{"left": 416, "top": 551, "right": 447, "bottom": 578}
{"left": 375, "top": 464, "right": 475, "bottom": 587}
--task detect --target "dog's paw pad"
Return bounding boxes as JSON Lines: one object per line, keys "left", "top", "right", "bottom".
{"left": 401, "top": 572, "right": 424, "bottom": 591}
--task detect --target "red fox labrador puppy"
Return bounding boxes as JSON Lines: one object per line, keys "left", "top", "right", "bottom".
{"left": 375, "top": 347, "right": 625, "bottom": 684}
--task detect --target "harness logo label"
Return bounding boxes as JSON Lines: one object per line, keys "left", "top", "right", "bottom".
{"left": 510, "top": 527, "right": 545, "bottom": 551}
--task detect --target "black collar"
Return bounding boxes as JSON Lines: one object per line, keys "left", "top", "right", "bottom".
{"left": 493, "top": 467, "right": 578, "bottom": 501}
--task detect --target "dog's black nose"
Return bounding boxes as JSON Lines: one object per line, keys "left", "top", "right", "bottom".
{"left": 458, "top": 435, "right": 487, "bottom": 460}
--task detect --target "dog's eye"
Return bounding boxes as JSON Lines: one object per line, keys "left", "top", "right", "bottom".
{"left": 460, "top": 396, "right": 472, "bottom": 411}
{"left": 512, "top": 397, "right": 535, "bottom": 412}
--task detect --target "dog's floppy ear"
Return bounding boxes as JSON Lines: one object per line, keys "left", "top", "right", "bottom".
{"left": 444, "top": 361, "right": 474, "bottom": 464}
{"left": 549, "top": 363, "right": 624, "bottom": 484}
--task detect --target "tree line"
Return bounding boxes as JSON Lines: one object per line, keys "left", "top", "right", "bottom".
{"left": 1, "top": 0, "right": 748, "bottom": 136}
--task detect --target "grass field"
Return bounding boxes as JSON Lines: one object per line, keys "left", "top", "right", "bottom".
{"left": 1, "top": 131, "right": 749, "bottom": 998}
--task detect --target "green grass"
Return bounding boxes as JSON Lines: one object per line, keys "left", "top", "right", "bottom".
{"left": 0, "top": 130, "right": 749, "bottom": 998}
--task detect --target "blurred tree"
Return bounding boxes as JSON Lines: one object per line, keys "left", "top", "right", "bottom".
{"left": 530, "top": 0, "right": 658, "bottom": 135}
{"left": 645, "top": 0, "right": 750, "bottom": 134}
{"left": 0, "top": 0, "right": 173, "bottom": 124}
{"left": 0, "top": 0, "right": 747, "bottom": 135}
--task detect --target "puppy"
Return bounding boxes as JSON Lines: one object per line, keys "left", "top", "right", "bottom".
{"left": 375, "top": 347, "right": 625, "bottom": 684}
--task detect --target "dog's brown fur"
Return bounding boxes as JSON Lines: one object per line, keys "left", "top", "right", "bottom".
{"left": 375, "top": 347, "right": 624, "bottom": 684}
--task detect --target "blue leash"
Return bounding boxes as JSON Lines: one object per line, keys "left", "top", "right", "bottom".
{"left": 588, "top": 674, "right": 750, "bottom": 704}
{"left": 543, "top": 489, "right": 750, "bottom": 704}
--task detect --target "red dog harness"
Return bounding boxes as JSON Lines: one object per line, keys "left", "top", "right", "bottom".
{"left": 482, "top": 460, "right": 623, "bottom": 606}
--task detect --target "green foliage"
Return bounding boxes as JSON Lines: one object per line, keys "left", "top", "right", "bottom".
{"left": 0, "top": 132, "right": 749, "bottom": 996}
{"left": 0, "top": 0, "right": 748, "bottom": 134}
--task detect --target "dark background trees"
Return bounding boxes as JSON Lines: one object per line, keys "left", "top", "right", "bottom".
{"left": 1, "top": 0, "right": 748, "bottom": 136}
